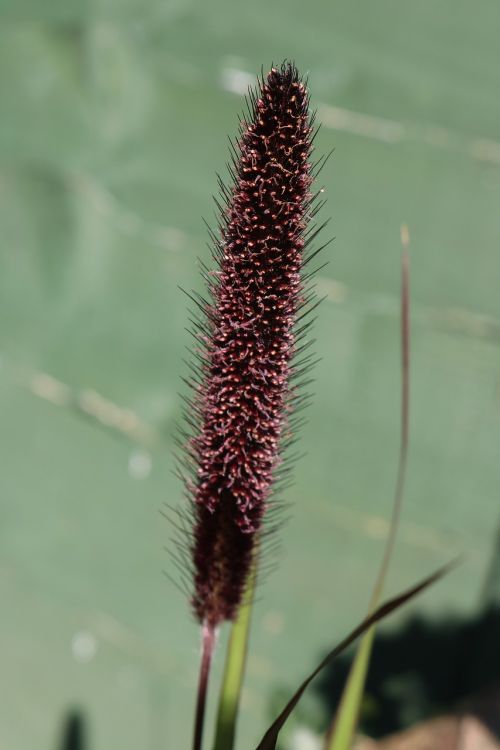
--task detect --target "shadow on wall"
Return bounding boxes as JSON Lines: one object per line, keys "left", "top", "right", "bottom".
{"left": 313, "top": 605, "right": 500, "bottom": 739}
{"left": 58, "top": 710, "right": 86, "bottom": 750}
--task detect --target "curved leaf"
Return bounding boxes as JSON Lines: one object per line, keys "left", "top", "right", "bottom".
{"left": 255, "top": 561, "right": 458, "bottom": 750}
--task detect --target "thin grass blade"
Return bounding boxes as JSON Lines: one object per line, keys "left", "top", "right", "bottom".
{"left": 324, "top": 627, "right": 375, "bottom": 750}
{"left": 326, "top": 234, "right": 411, "bottom": 750}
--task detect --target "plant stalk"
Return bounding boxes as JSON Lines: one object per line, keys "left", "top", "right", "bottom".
{"left": 192, "top": 622, "right": 217, "bottom": 750}
{"left": 212, "top": 560, "right": 257, "bottom": 750}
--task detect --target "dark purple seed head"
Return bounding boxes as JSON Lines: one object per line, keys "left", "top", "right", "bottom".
{"left": 178, "top": 62, "right": 322, "bottom": 627}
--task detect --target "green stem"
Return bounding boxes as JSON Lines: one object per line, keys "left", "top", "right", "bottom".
{"left": 212, "top": 563, "right": 257, "bottom": 750}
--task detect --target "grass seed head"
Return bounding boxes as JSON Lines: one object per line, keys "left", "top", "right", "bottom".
{"left": 179, "top": 62, "right": 321, "bottom": 627}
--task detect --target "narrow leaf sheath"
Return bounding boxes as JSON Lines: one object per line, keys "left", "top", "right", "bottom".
{"left": 184, "top": 63, "right": 315, "bottom": 628}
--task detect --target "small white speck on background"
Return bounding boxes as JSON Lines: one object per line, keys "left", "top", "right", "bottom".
{"left": 128, "top": 449, "right": 152, "bottom": 480}
{"left": 220, "top": 67, "right": 254, "bottom": 96}
{"left": 289, "top": 727, "right": 322, "bottom": 750}
{"left": 71, "top": 631, "right": 97, "bottom": 663}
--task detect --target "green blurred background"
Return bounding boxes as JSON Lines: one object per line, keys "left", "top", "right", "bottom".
{"left": 1, "top": 0, "right": 500, "bottom": 747}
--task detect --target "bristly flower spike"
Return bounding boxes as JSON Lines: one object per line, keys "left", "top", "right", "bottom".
{"left": 178, "top": 62, "right": 323, "bottom": 750}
